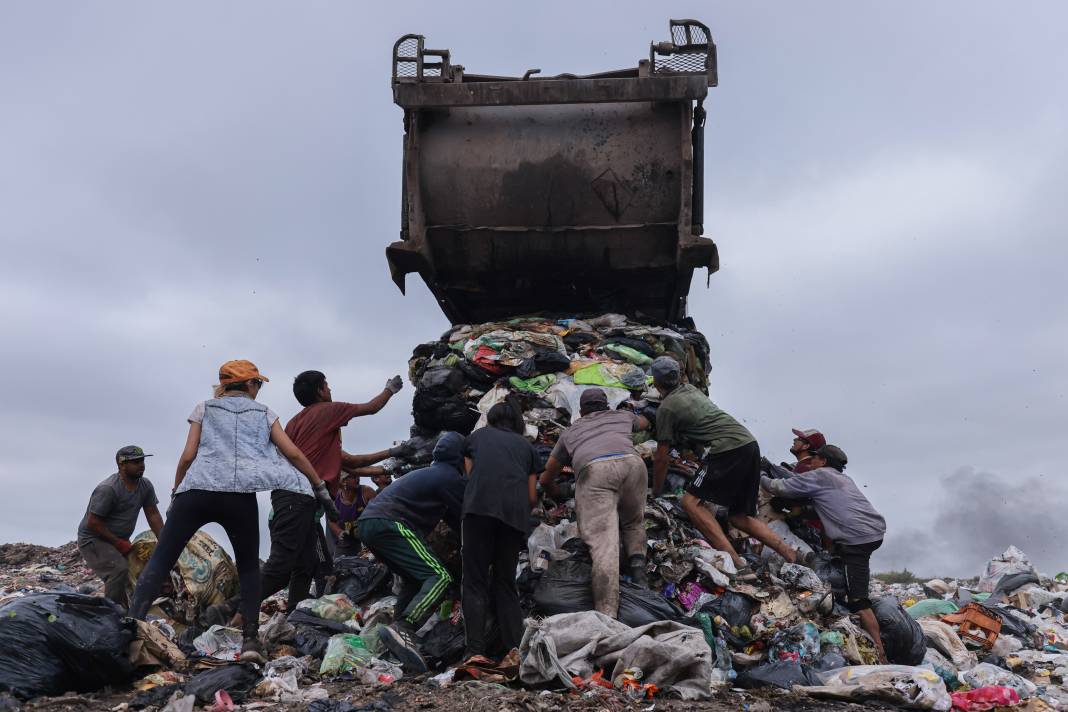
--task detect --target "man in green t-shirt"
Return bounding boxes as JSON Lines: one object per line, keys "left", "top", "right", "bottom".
{"left": 650, "top": 357, "right": 797, "bottom": 580}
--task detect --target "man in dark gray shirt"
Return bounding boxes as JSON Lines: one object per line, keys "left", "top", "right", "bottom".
{"left": 77, "top": 445, "right": 164, "bottom": 608}
{"left": 760, "top": 444, "right": 887, "bottom": 662}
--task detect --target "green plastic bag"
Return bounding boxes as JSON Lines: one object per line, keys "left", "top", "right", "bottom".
{"left": 905, "top": 599, "right": 959, "bottom": 619}
{"left": 604, "top": 343, "right": 653, "bottom": 366}
{"left": 319, "top": 633, "right": 374, "bottom": 676}
{"left": 508, "top": 374, "right": 556, "bottom": 393}
{"left": 572, "top": 363, "right": 625, "bottom": 389}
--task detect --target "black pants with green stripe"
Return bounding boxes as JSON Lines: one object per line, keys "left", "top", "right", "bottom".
{"left": 357, "top": 517, "right": 451, "bottom": 628}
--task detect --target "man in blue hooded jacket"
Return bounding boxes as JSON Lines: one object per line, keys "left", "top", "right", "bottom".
{"left": 358, "top": 431, "right": 466, "bottom": 672}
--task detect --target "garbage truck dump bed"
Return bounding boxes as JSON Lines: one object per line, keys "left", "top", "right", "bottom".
{"left": 386, "top": 20, "right": 720, "bottom": 324}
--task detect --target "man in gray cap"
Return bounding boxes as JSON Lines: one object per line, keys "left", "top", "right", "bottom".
{"left": 77, "top": 446, "right": 165, "bottom": 608}
{"left": 761, "top": 444, "right": 888, "bottom": 662}
{"left": 649, "top": 357, "right": 798, "bottom": 580}
{"left": 540, "top": 388, "right": 651, "bottom": 618}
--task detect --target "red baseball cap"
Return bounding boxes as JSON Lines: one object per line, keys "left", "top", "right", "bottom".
{"left": 791, "top": 428, "right": 826, "bottom": 450}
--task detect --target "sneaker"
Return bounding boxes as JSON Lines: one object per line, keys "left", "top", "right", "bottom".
{"left": 628, "top": 555, "right": 649, "bottom": 588}
{"left": 378, "top": 622, "right": 428, "bottom": 674}
{"left": 240, "top": 637, "right": 266, "bottom": 666}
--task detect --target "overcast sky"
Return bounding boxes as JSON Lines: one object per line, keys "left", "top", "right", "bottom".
{"left": 2, "top": 2, "right": 1065, "bottom": 578}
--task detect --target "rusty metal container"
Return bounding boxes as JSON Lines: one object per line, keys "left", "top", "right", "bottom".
{"left": 387, "top": 20, "right": 720, "bottom": 324}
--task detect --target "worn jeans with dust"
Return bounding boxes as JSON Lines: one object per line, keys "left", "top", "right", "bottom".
{"left": 575, "top": 454, "right": 647, "bottom": 618}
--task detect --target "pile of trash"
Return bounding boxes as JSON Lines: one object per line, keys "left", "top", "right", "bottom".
{"left": 4, "top": 315, "right": 1068, "bottom": 711}
{"left": 382, "top": 313, "right": 711, "bottom": 477}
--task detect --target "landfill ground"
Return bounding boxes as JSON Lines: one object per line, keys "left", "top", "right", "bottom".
{"left": 0, "top": 541, "right": 885, "bottom": 712}
{"left": 14, "top": 681, "right": 890, "bottom": 712}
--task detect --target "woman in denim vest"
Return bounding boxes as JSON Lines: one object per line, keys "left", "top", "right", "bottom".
{"left": 128, "top": 360, "right": 338, "bottom": 663}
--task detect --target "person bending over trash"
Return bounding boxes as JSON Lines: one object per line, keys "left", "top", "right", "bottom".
{"left": 127, "top": 360, "right": 336, "bottom": 665}
{"left": 462, "top": 401, "right": 539, "bottom": 663}
{"left": 331, "top": 471, "right": 378, "bottom": 556}
{"left": 649, "top": 356, "right": 799, "bottom": 580}
{"left": 76, "top": 445, "right": 164, "bottom": 609}
{"left": 760, "top": 443, "right": 888, "bottom": 662}
{"left": 357, "top": 431, "right": 467, "bottom": 673}
{"left": 539, "top": 387, "right": 651, "bottom": 618}
{"left": 256, "top": 370, "right": 408, "bottom": 618}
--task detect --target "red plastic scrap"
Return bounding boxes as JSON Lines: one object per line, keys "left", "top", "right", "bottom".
{"left": 950, "top": 685, "right": 1021, "bottom": 711}
{"left": 588, "top": 669, "right": 614, "bottom": 689}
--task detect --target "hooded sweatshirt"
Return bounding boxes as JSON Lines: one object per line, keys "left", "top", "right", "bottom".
{"left": 761, "top": 467, "right": 885, "bottom": 545}
{"left": 359, "top": 432, "right": 466, "bottom": 538}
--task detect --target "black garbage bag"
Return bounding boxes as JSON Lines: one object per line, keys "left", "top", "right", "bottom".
{"left": 411, "top": 341, "right": 452, "bottom": 360}
{"left": 873, "top": 597, "right": 926, "bottom": 665}
{"left": 131, "top": 684, "right": 183, "bottom": 710}
{"left": 0, "top": 592, "right": 135, "bottom": 700}
{"left": 697, "top": 590, "right": 755, "bottom": 630}
{"left": 177, "top": 624, "right": 206, "bottom": 655}
{"left": 563, "top": 331, "right": 599, "bottom": 351}
{"left": 420, "top": 618, "right": 466, "bottom": 668}
{"left": 418, "top": 366, "right": 465, "bottom": 395}
{"left": 810, "top": 552, "right": 847, "bottom": 598}
{"left": 617, "top": 581, "right": 684, "bottom": 626}
{"left": 811, "top": 648, "right": 848, "bottom": 672}
{"left": 328, "top": 556, "right": 390, "bottom": 604}
{"left": 185, "top": 664, "right": 261, "bottom": 704}
{"left": 736, "top": 661, "right": 821, "bottom": 689}
{"left": 516, "top": 349, "right": 571, "bottom": 378}
{"left": 412, "top": 391, "right": 479, "bottom": 434}
{"left": 987, "top": 605, "right": 1037, "bottom": 638}
{"left": 991, "top": 572, "right": 1041, "bottom": 600}
{"left": 533, "top": 540, "right": 681, "bottom": 626}
{"left": 456, "top": 360, "right": 498, "bottom": 389}
{"left": 287, "top": 609, "right": 352, "bottom": 658}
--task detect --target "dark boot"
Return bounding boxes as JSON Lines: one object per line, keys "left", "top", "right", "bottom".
{"left": 240, "top": 622, "right": 266, "bottom": 665}
{"left": 628, "top": 555, "right": 649, "bottom": 587}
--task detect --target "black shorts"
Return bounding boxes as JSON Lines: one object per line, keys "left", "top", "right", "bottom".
{"left": 685, "top": 440, "right": 761, "bottom": 517}
{"left": 836, "top": 539, "right": 882, "bottom": 610}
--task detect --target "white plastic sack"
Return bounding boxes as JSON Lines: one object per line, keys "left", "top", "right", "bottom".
{"left": 766, "top": 519, "right": 814, "bottom": 557}
{"left": 192, "top": 625, "right": 242, "bottom": 661}
{"left": 254, "top": 656, "right": 327, "bottom": 703}
{"left": 779, "top": 563, "right": 825, "bottom": 593}
{"left": 683, "top": 546, "right": 736, "bottom": 588}
{"left": 1021, "top": 586, "right": 1067, "bottom": 608}
{"left": 259, "top": 612, "right": 296, "bottom": 647}
{"left": 959, "top": 662, "right": 1037, "bottom": 699}
{"left": 977, "top": 545, "right": 1036, "bottom": 593}
{"left": 798, "top": 665, "right": 951, "bottom": 710}
{"left": 918, "top": 619, "right": 977, "bottom": 671}
{"left": 526, "top": 521, "right": 580, "bottom": 571}
{"left": 547, "top": 376, "right": 630, "bottom": 420}
{"left": 473, "top": 385, "right": 510, "bottom": 430}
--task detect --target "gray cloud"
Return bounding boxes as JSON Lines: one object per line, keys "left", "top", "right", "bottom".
{"left": 1, "top": 2, "right": 1066, "bottom": 571}
{"left": 876, "top": 467, "right": 1068, "bottom": 578}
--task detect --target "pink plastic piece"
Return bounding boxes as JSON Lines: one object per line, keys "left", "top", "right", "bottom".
{"left": 950, "top": 685, "right": 1021, "bottom": 711}
{"left": 211, "top": 690, "right": 235, "bottom": 712}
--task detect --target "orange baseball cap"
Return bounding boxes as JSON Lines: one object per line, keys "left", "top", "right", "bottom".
{"left": 218, "top": 360, "right": 269, "bottom": 385}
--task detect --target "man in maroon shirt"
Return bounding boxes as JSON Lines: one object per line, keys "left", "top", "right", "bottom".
{"left": 256, "top": 369, "right": 407, "bottom": 612}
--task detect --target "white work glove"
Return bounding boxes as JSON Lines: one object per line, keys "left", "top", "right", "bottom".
{"left": 313, "top": 482, "right": 340, "bottom": 522}
{"left": 385, "top": 375, "right": 404, "bottom": 394}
